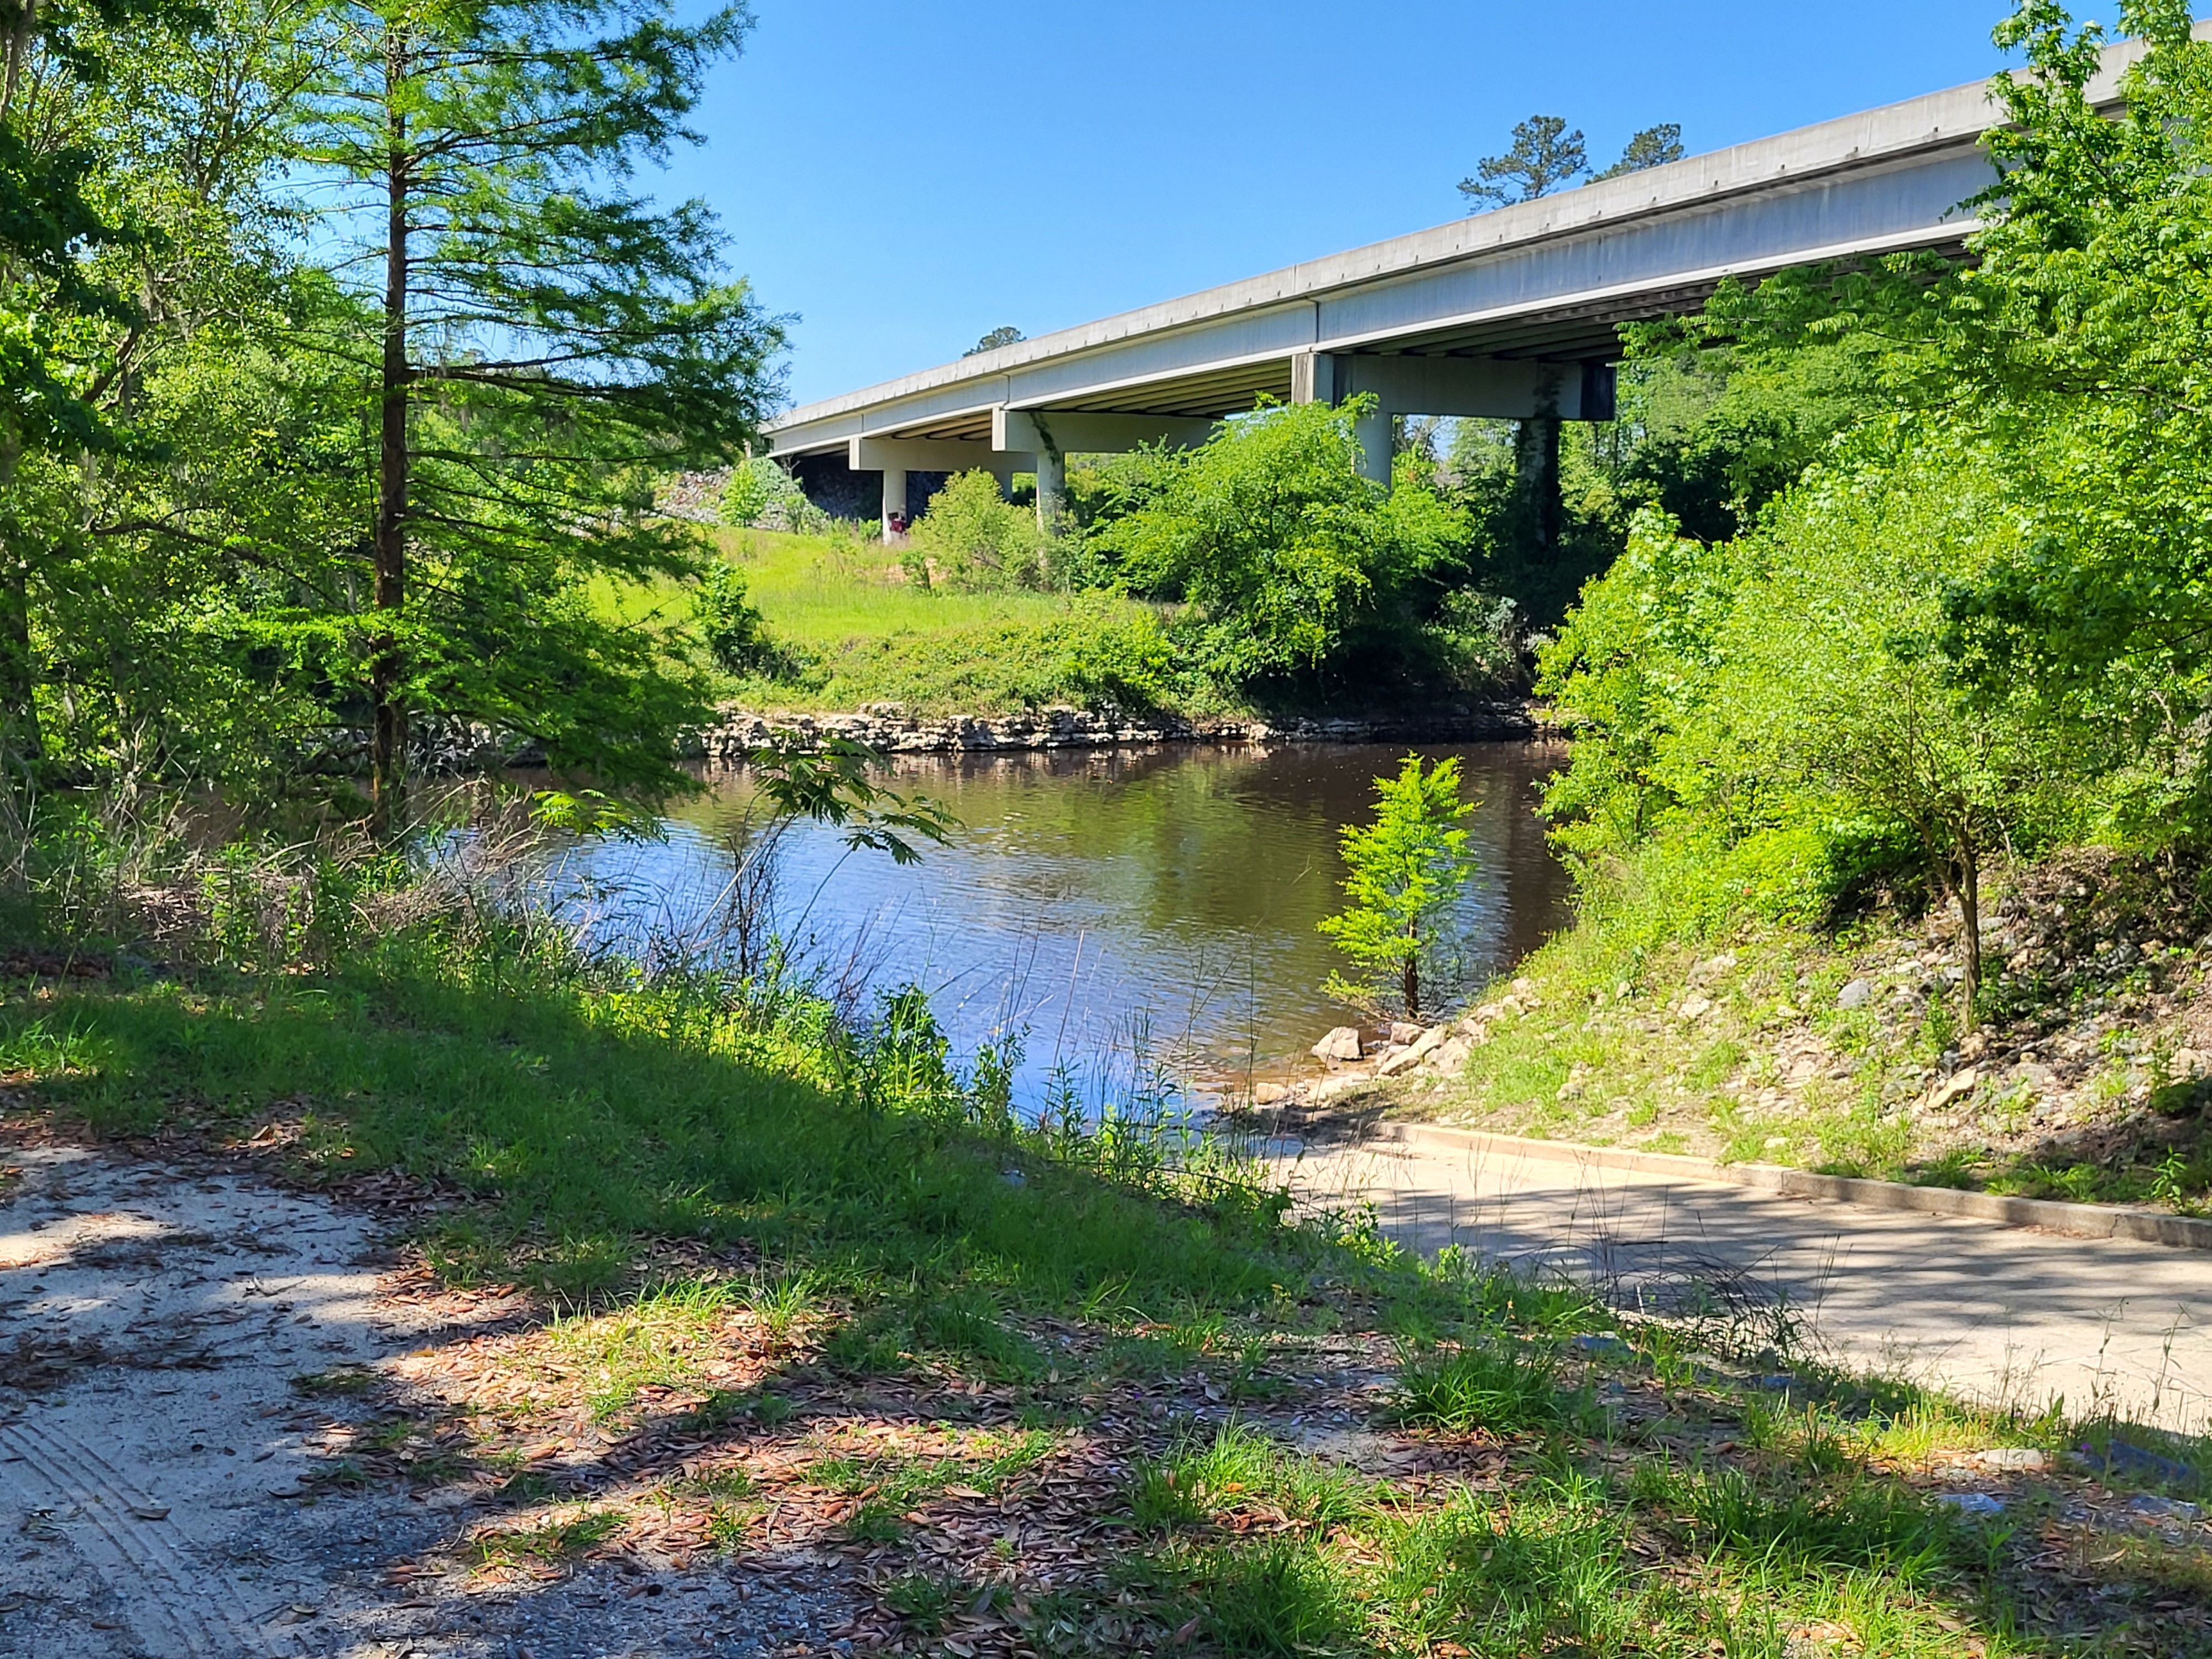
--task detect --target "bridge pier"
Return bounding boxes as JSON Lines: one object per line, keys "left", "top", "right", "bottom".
{"left": 880, "top": 466, "right": 907, "bottom": 537}
{"left": 1034, "top": 450, "right": 1067, "bottom": 531}
{"left": 1292, "top": 352, "right": 1611, "bottom": 508}
{"left": 994, "top": 409, "right": 1213, "bottom": 530}
{"left": 1352, "top": 404, "right": 1392, "bottom": 487}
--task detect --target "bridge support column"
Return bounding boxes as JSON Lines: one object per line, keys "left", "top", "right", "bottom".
{"left": 880, "top": 467, "right": 907, "bottom": 538}
{"left": 1352, "top": 404, "right": 1393, "bottom": 488}
{"left": 1034, "top": 449, "right": 1067, "bottom": 531}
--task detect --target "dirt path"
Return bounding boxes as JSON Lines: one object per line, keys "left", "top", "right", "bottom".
{"left": 1274, "top": 1126, "right": 2212, "bottom": 1437}
{"left": 0, "top": 1141, "right": 849, "bottom": 1658}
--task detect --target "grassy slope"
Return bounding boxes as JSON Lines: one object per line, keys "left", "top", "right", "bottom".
{"left": 1407, "top": 849, "right": 2212, "bottom": 1215}
{"left": 596, "top": 525, "right": 1220, "bottom": 719}
{"left": 6, "top": 941, "right": 2210, "bottom": 1655}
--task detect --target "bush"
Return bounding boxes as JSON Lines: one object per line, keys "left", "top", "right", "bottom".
{"left": 1093, "top": 399, "right": 1470, "bottom": 686}
{"left": 909, "top": 470, "right": 1050, "bottom": 591}
{"left": 721, "top": 457, "right": 825, "bottom": 534}
{"left": 694, "top": 563, "right": 778, "bottom": 675}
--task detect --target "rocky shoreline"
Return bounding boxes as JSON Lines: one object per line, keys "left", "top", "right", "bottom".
{"left": 1241, "top": 999, "right": 1519, "bottom": 1115}
{"left": 693, "top": 701, "right": 1548, "bottom": 761}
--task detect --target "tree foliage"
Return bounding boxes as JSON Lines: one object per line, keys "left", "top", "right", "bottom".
{"left": 293, "top": 0, "right": 785, "bottom": 827}
{"left": 1092, "top": 399, "right": 1469, "bottom": 686}
{"left": 0, "top": 0, "right": 791, "bottom": 825}
{"left": 1319, "top": 754, "right": 1476, "bottom": 1019}
{"left": 1539, "top": 0, "right": 2212, "bottom": 1007}
{"left": 1597, "top": 123, "right": 1686, "bottom": 179}
{"left": 1460, "top": 116, "right": 1683, "bottom": 210}
{"left": 1458, "top": 114, "right": 1585, "bottom": 210}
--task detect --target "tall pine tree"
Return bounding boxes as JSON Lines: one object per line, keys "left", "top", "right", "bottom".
{"left": 296, "top": 0, "right": 784, "bottom": 830}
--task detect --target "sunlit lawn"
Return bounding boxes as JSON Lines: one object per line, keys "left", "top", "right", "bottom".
{"left": 593, "top": 525, "right": 1191, "bottom": 717}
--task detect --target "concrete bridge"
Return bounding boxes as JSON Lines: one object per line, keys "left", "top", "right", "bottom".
{"left": 766, "top": 39, "right": 2156, "bottom": 533}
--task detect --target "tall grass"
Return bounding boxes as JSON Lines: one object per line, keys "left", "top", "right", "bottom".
{"left": 0, "top": 788, "right": 1306, "bottom": 1318}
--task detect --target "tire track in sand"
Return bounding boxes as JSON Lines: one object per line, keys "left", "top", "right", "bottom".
{"left": 0, "top": 1414, "right": 299, "bottom": 1657}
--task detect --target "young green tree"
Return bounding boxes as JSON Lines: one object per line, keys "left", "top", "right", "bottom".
{"left": 1319, "top": 754, "right": 1476, "bottom": 1019}
{"left": 294, "top": 0, "right": 786, "bottom": 831}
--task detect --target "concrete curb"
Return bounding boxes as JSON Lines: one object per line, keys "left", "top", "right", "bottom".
{"left": 1366, "top": 1121, "right": 2212, "bottom": 1251}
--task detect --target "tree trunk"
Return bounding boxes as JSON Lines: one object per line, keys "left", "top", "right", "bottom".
{"left": 1401, "top": 928, "right": 1421, "bottom": 1020}
{"left": 0, "top": 436, "right": 43, "bottom": 791}
{"left": 1955, "top": 833, "right": 1983, "bottom": 1030}
{"left": 369, "top": 34, "right": 410, "bottom": 838}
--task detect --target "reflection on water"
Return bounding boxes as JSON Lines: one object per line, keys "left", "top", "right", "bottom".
{"left": 539, "top": 742, "right": 1572, "bottom": 1104}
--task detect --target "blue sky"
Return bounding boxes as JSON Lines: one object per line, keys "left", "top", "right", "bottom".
{"left": 662, "top": 1, "right": 2048, "bottom": 409}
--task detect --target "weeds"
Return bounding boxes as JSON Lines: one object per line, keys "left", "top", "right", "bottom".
{"left": 1389, "top": 1340, "right": 1584, "bottom": 1434}
{"left": 472, "top": 1507, "right": 624, "bottom": 1567}
{"left": 1129, "top": 1422, "right": 1374, "bottom": 1532}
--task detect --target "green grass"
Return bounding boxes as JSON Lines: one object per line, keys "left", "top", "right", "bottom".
{"left": 595, "top": 525, "right": 1221, "bottom": 718}
{"left": 1388, "top": 1339, "right": 1586, "bottom": 1434}
{"left": 7, "top": 930, "right": 1316, "bottom": 1315}
{"left": 12, "top": 899, "right": 2212, "bottom": 1655}
{"left": 812, "top": 1426, "right": 1056, "bottom": 1541}
{"left": 1129, "top": 1422, "right": 1376, "bottom": 1532}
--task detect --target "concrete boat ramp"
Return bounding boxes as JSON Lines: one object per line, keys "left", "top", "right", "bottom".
{"left": 1272, "top": 1122, "right": 2212, "bottom": 1438}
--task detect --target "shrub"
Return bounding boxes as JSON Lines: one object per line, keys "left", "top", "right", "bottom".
{"left": 721, "top": 457, "right": 824, "bottom": 534}
{"left": 695, "top": 563, "right": 778, "bottom": 675}
{"left": 1093, "top": 398, "right": 1470, "bottom": 685}
{"left": 910, "top": 470, "right": 1050, "bottom": 591}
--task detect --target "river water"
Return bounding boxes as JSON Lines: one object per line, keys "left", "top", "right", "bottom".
{"left": 539, "top": 742, "right": 1572, "bottom": 1106}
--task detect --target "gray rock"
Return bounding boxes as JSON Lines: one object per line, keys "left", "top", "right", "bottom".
{"left": 1428, "top": 1035, "right": 1473, "bottom": 1073}
{"left": 1311, "top": 1026, "right": 1364, "bottom": 1063}
{"left": 1838, "top": 978, "right": 1874, "bottom": 1010}
{"left": 1378, "top": 1025, "right": 1450, "bottom": 1077}
{"left": 1968, "top": 1447, "right": 2051, "bottom": 1472}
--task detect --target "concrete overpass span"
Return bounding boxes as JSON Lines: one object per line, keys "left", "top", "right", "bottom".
{"left": 766, "top": 38, "right": 2160, "bottom": 530}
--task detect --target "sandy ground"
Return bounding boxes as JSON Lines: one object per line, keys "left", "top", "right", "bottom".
{"left": 1273, "top": 1128, "right": 2212, "bottom": 1436}
{"left": 0, "top": 1142, "right": 852, "bottom": 1659}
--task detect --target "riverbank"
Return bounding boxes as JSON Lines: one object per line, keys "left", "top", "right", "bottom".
{"left": 599, "top": 525, "right": 1536, "bottom": 733}
{"left": 1321, "top": 846, "right": 2212, "bottom": 1221}
{"left": 8, "top": 937, "right": 2211, "bottom": 1657}
{"left": 693, "top": 701, "right": 1545, "bottom": 760}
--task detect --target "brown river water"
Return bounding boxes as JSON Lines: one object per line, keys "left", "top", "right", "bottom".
{"left": 535, "top": 741, "right": 1572, "bottom": 1107}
